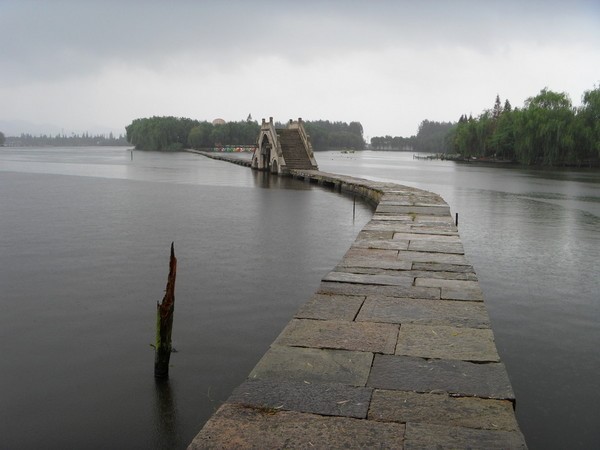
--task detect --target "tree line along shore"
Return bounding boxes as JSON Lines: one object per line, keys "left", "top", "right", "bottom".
{"left": 123, "top": 86, "right": 600, "bottom": 167}
{"left": 0, "top": 132, "right": 128, "bottom": 147}
{"left": 372, "top": 86, "right": 600, "bottom": 167}
{"left": 2, "top": 85, "right": 598, "bottom": 168}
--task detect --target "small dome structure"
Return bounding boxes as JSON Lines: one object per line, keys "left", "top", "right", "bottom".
{"left": 212, "top": 118, "right": 226, "bottom": 126}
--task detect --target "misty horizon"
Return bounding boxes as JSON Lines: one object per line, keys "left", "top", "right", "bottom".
{"left": 1, "top": 0, "right": 598, "bottom": 139}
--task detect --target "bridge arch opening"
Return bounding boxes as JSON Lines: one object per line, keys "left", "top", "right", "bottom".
{"left": 260, "top": 135, "right": 272, "bottom": 171}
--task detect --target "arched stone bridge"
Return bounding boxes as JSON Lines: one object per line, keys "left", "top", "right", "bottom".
{"left": 251, "top": 117, "right": 318, "bottom": 174}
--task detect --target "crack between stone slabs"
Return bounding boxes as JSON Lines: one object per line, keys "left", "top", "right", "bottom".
{"left": 405, "top": 355, "right": 505, "bottom": 365}
{"left": 282, "top": 343, "right": 396, "bottom": 356}
{"left": 351, "top": 296, "right": 368, "bottom": 322}
{"left": 393, "top": 323, "right": 402, "bottom": 356}
{"left": 236, "top": 402, "right": 407, "bottom": 428}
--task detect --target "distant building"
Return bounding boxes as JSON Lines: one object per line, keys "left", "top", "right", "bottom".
{"left": 212, "top": 118, "right": 226, "bottom": 126}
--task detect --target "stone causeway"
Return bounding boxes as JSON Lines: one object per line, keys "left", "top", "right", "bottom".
{"left": 187, "top": 154, "right": 527, "bottom": 449}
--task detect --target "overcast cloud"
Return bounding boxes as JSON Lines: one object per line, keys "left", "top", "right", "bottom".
{"left": 1, "top": 0, "right": 599, "bottom": 138}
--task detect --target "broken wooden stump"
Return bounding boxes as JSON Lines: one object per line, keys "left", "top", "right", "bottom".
{"left": 154, "top": 242, "right": 177, "bottom": 378}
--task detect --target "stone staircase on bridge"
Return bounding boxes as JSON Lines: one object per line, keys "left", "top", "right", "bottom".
{"left": 278, "top": 128, "right": 318, "bottom": 170}
{"left": 251, "top": 118, "right": 319, "bottom": 174}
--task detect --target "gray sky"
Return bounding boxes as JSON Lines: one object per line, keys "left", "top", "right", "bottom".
{"left": 1, "top": 0, "right": 599, "bottom": 138}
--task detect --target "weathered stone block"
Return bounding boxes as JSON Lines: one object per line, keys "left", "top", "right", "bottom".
{"left": 411, "top": 262, "right": 475, "bottom": 273}
{"left": 275, "top": 319, "right": 399, "bottom": 354}
{"left": 367, "top": 355, "right": 515, "bottom": 400}
{"left": 369, "top": 390, "right": 520, "bottom": 431}
{"left": 414, "top": 214, "right": 455, "bottom": 224}
{"left": 408, "top": 240, "right": 464, "bottom": 254}
{"left": 412, "top": 199, "right": 447, "bottom": 206}
{"left": 229, "top": 379, "right": 372, "bottom": 419}
{"left": 352, "top": 239, "right": 410, "bottom": 251}
{"left": 189, "top": 404, "right": 405, "bottom": 449}
{"left": 395, "top": 324, "right": 500, "bottom": 361}
{"left": 338, "top": 258, "right": 413, "bottom": 271}
{"left": 393, "top": 232, "right": 460, "bottom": 242}
{"left": 357, "top": 230, "right": 395, "bottom": 240}
{"left": 333, "top": 266, "right": 388, "bottom": 275}
{"left": 323, "top": 271, "right": 414, "bottom": 287}
{"left": 376, "top": 205, "right": 451, "bottom": 216}
{"left": 415, "top": 278, "right": 480, "bottom": 290}
{"left": 372, "top": 214, "right": 415, "bottom": 222}
{"left": 344, "top": 247, "right": 399, "bottom": 260}
{"left": 409, "top": 270, "right": 478, "bottom": 281}
{"left": 356, "top": 296, "right": 491, "bottom": 328}
{"left": 336, "top": 268, "right": 477, "bottom": 281}
{"left": 397, "top": 250, "right": 469, "bottom": 265}
{"left": 249, "top": 345, "right": 373, "bottom": 387}
{"left": 376, "top": 199, "right": 413, "bottom": 206}
{"left": 363, "top": 221, "right": 413, "bottom": 232}
{"left": 294, "top": 294, "right": 365, "bottom": 321}
{"left": 318, "top": 281, "right": 440, "bottom": 299}
{"left": 408, "top": 226, "right": 458, "bottom": 236}
{"left": 380, "top": 188, "right": 422, "bottom": 196}
{"left": 404, "top": 422, "right": 527, "bottom": 449}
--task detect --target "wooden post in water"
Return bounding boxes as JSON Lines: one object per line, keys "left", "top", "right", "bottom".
{"left": 154, "top": 242, "right": 177, "bottom": 379}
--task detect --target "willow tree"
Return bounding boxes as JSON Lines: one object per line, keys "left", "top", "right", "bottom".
{"left": 580, "top": 87, "right": 600, "bottom": 159}
{"left": 518, "top": 88, "right": 575, "bottom": 165}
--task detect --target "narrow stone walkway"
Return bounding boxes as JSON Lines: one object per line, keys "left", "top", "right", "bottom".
{"left": 187, "top": 159, "right": 527, "bottom": 449}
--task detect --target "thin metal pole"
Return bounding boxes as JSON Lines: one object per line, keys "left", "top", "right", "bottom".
{"left": 353, "top": 195, "right": 356, "bottom": 221}
{"left": 455, "top": 212, "right": 459, "bottom": 227}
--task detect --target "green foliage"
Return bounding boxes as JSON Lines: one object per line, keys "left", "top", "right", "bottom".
{"left": 450, "top": 86, "right": 600, "bottom": 166}
{"left": 0, "top": 131, "right": 5, "bottom": 146}
{"left": 580, "top": 87, "right": 600, "bottom": 158}
{"left": 371, "top": 135, "right": 415, "bottom": 150}
{"left": 126, "top": 117, "right": 364, "bottom": 151}
{"left": 4, "top": 132, "right": 127, "bottom": 147}
{"left": 126, "top": 117, "right": 261, "bottom": 151}
{"left": 304, "top": 120, "right": 365, "bottom": 150}
{"left": 370, "top": 120, "right": 454, "bottom": 152}
{"left": 414, "top": 120, "right": 455, "bottom": 153}
{"left": 187, "top": 122, "right": 213, "bottom": 148}
{"left": 126, "top": 116, "right": 201, "bottom": 151}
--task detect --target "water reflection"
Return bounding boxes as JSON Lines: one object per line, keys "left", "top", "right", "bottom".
{"left": 251, "top": 169, "right": 284, "bottom": 189}
{"left": 251, "top": 168, "right": 323, "bottom": 191}
{"left": 154, "top": 378, "right": 180, "bottom": 449}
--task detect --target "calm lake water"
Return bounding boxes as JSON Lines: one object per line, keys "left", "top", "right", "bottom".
{"left": 1, "top": 147, "right": 598, "bottom": 449}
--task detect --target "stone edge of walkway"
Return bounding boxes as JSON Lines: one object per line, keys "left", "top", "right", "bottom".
{"left": 187, "top": 156, "right": 527, "bottom": 449}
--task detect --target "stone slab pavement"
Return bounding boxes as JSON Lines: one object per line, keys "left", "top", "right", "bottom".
{"left": 187, "top": 165, "right": 527, "bottom": 449}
